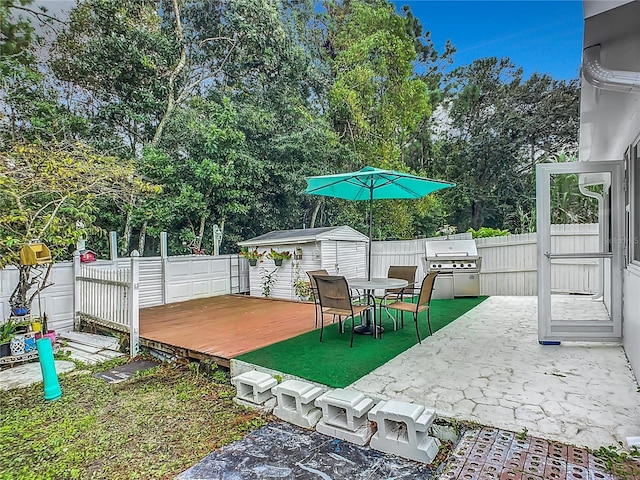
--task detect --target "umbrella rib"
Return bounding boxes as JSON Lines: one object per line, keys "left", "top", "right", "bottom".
{"left": 378, "top": 173, "right": 448, "bottom": 197}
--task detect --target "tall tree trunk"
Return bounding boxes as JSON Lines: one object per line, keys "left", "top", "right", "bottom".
{"left": 310, "top": 199, "right": 322, "bottom": 228}
{"left": 151, "top": 0, "right": 186, "bottom": 147}
{"left": 197, "top": 215, "right": 206, "bottom": 250}
{"left": 122, "top": 208, "right": 132, "bottom": 257}
{"left": 471, "top": 199, "right": 483, "bottom": 230}
{"left": 138, "top": 221, "right": 147, "bottom": 255}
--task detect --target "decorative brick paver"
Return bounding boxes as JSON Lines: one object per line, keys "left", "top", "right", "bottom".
{"left": 441, "top": 427, "right": 639, "bottom": 480}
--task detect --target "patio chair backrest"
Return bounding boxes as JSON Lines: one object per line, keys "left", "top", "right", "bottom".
{"left": 306, "top": 270, "right": 329, "bottom": 291}
{"left": 417, "top": 271, "right": 439, "bottom": 307}
{"left": 314, "top": 275, "right": 353, "bottom": 312}
{"left": 387, "top": 265, "right": 417, "bottom": 294}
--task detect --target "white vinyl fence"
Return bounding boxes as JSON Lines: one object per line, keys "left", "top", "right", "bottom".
{"left": 0, "top": 232, "right": 249, "bottom": 354}
{"left": 476, "top": 224, "right": 599, "bottom": 295}
{"left": 1, "top": 225, "right": 600, "bottom": 351}
{"left": 371, "top": 224, "right": 599, "bottom": 296}
{"left": 75, "top": 252, "right": 246, "bottom": 355}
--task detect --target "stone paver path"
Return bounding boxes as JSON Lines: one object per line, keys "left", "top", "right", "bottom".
{"left": 0, "top": 360, "right": 75, "bottom": 391}
{"left": 442, "top": 427, "right": 640, "bottom": 480}
{"left": 351, "top": 296, "right": 640, "bottom": 449}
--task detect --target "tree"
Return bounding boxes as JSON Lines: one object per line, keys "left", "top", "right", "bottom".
{"left": 0, "top": 141, "right": 156, "bottom": 312}
{"left": 430, "top": 57, "right": 580, "bottom": 231}
{"left": 326, "top": 0, "right": 431, "bottom": 169}
{"left": 315, "top": 0, "right": 452, "bottom": 239}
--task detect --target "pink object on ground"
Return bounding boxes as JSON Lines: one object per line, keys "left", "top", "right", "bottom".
{"left": 35, "top": 330, "right": 56, "bottom": 346}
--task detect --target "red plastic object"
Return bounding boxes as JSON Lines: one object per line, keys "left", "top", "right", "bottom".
{"left": 80, "top": 250, "right": 96, "bottom": 263}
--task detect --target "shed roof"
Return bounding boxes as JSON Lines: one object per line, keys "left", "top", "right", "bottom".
{"left": 238, "top": 226, "right": 369, "bottom": 247}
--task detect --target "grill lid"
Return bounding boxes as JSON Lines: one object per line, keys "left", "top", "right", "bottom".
{"left": 425, "top": 239, "right": 478, "bottom": 260}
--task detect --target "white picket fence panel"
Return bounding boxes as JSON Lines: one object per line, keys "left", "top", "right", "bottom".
{"left": 76, "top": 261, "right": 131, "bottom": 331}
{"left": 74, "top": 251, "right": 140, "bottom": 355}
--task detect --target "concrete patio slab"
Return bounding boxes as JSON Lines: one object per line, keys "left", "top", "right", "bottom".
{"left": 350, "top": 296, "right": 640, "bottom": 449}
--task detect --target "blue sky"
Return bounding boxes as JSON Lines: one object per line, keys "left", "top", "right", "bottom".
{"left": 394, "top": 1, "right": 584, "bottom": 81}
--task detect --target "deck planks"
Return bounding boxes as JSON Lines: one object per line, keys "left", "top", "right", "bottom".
{"left": 139, "top": 295, "right": 317, "bottom": 361}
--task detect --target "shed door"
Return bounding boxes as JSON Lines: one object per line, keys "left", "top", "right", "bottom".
{"left": 321, "top": 241, "right": 367, "bottom": 277}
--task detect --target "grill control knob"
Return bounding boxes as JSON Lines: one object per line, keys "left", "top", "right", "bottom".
{"left": 437, "top": 264, "right": 442, "bottom": 268}
{"left": 452, "top": 264, "right": 457, "bottom": 268}
{"left": 467, "top": 263, "right": 472, "bottom": 268}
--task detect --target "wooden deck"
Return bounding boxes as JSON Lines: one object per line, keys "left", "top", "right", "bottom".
{"left": 139, "top": 295, "right": 317, "bottom": 367}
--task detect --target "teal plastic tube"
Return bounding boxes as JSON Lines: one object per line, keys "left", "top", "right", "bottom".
{"left": 36, "top": 338, "right": 62, "bottom": 401}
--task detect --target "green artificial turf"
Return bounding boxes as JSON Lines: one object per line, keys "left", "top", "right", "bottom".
{"left": 237, "top": 296, "right": 488, "bottom": 388}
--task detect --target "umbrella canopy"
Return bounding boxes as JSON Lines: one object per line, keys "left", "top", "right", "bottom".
{"left": 305, "top": 166, "right": 455, "bottom": 279}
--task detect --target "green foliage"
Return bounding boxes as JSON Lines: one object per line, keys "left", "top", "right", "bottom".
{"left": 0, "top": 0, "right": 35, "bottom": 60}
{"left": 328, "top": 0, "right": 431, "bottom": 168}
{"left": 547, "top": 152, "right": 600, "bottom": 224}
{"left": 0, "top": 141, "right": 147, "bottom": 267}
{"left": 424, "top": 58, "right": 580, "bottom": 232}
{"left": 293, "top": 279, "right": 311, "bottom": 300}
{"left": 467, "top": 227, "right": 510, "bottom": 239}
{"left": 239, "top": 248, "right": 265, "bottom": 262}
{"left": 592, "top": 444, "right": 640, "bottom": 479}
{"left": 260, "top": 267, "right": 278, "bottom": 298}
{"left": 0, "top": 0, "right": 581, "bottom": 257}
{"left": 0, "top": 141, "right": 156, "bottom": 310}
{"left": 0, "top": 319, "right": 16, "bottom": 343}
{"left": 0, "top": 363, "right": 267, "bottom": 479}
{"left": 267, "top": 249, "right": 292, "bottom": 261}
{"left": 516, "top": 427, "right": 529, "bottom": 441}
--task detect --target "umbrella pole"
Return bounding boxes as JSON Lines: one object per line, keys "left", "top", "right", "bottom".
{"left": 368, "top": 186, "right": 373, "bottom": 281}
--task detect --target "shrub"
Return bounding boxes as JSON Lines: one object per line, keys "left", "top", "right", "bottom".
{"left": 467, "top": 227, "right": 510, "bottom": 238}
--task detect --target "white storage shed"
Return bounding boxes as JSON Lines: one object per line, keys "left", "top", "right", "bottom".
{"left": 238, "top": 226, "right": 369, "bottom": 301}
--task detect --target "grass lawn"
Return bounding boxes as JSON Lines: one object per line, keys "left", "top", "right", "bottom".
{"left": 237, "top": 296, "right": 488, "bottom": 388}
{"left": 0, "top": 359, "right": 267, "bottom": 480}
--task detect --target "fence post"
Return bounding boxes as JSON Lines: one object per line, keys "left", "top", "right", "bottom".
{"left": 73, "top": 250, "right": 81, "bottom": 331}
{"left": 109, "top": 231, "right": 118, "bottom": 261}
{"left": 129, "top": 250, "right": 140, "bottom": 357}
{"left": 160, "top": 232, "right": 168, "bottom": 305}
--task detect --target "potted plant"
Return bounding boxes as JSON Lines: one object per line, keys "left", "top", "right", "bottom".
{"left": 35, "top": 313, "right": 55, "bottom": 346}
{"left": 268, "top": 249, "right": 291, "bottom": 266}
{"left": 293, "top": 279, "right": 311, "bottom": 301}
{"left": 0, "top": 320, "right": 15, "bottom": 357}
{"left": 11, "top": 306, "right": 28, "bottom": 317}
{"left": 240, "top": 248, "right": 265, "bottom": 266}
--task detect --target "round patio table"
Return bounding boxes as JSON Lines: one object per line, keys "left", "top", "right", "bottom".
{"left": 347, "top": 278, "right": 408, "bottom": 335}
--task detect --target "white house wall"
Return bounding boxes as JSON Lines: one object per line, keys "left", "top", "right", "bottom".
{"left": 580, "top": 0, "right": 640, "bottom": 377}
{"left": 624, "top": 267, "right": 640, "bottom": 374}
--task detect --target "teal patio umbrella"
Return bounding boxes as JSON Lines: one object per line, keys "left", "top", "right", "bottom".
{"left": 305, "top": 166, "right": 455, "bottom": 280}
